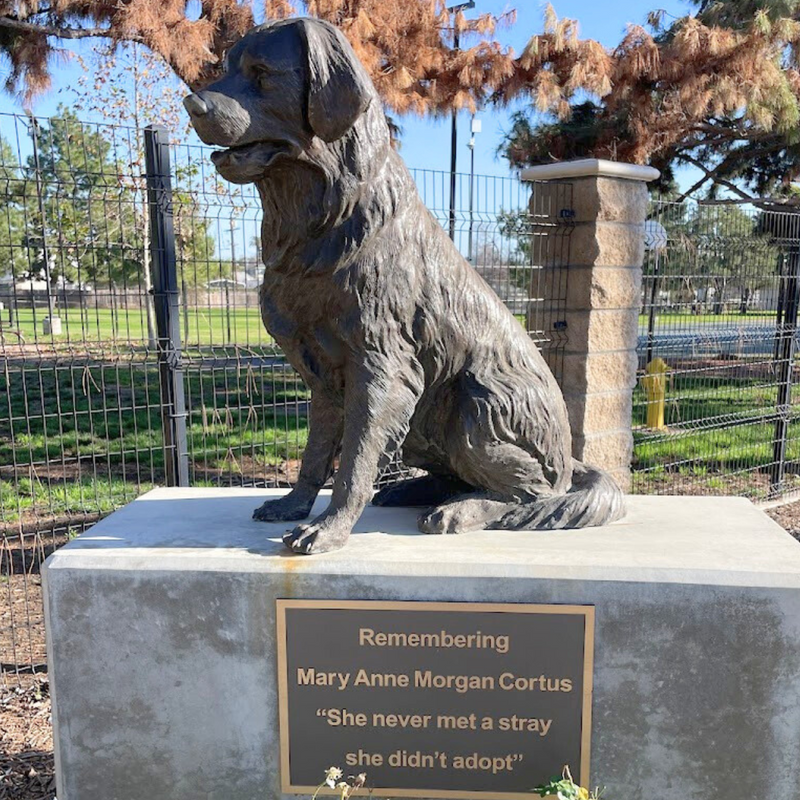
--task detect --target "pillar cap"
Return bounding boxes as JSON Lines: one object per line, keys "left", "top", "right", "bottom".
{"left": 521, "top": 158, "right": 660, "bottom": 183}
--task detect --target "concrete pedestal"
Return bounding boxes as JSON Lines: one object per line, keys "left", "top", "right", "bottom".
{"left": 44, "top": 489, "right": 800, "bottom": 799}
{"left": 521, "top": 159, "right": 660, "bottom": 490}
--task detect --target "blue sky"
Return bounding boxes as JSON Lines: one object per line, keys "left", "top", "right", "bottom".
{"left": 0, "top": 0, "right": 692, "bottom": 178}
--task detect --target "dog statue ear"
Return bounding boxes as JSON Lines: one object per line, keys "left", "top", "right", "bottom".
{"left": 298, "top": 18, "right": 372, "bottom": 143}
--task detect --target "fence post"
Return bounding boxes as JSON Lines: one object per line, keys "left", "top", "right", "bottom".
{"left": 771, "top": 238, "right": 800, "bottom": 495}
{"left": 521, "top": 159, "right": 660, "bottom": 491}
{"left": 144, "top": 125, "right": 190, "bottom": 487}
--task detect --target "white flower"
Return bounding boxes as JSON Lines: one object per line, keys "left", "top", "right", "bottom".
{"left": 325, "top": 767, "right": 343, "bottom": 788}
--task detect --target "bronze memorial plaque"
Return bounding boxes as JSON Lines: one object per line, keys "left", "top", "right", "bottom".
{"left": 276, "top": 600, "right": 594, "bottom": 799}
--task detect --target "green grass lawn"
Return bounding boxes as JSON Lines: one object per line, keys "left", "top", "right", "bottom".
{"left": 2, "top": 299, "right": 797, "bottom": 529}
{"left": 4, "top": 306, "right": 778, "bottom": 348}
{"left": 3, "top": 305, "right": 276, "bottom": 347}
{"left": 632, "top": 371, "right": 800, "bottom": 499}
{"left": 638, "top": 310, "right": 776, "bottom": 326}
{"left": 1, "top": 357, "right": 309, "bottom": 527}
{"left": 4, "top": 355, "right": 796, "bottom": 526}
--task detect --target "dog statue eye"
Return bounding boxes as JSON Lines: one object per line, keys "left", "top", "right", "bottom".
{"left": 252, "top": 65, "right": 271, "bottom": 89}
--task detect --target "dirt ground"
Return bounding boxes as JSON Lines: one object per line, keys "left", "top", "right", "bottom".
{"left": 1, "top": 500, "right": 800, "bottom": 800}
{"left": 0, "top": 679, "right": 54, "bottom": 800}
{"left": 764, "top": 500, "right": 800, "bottom": 541}
{"left": 1, "top": 531, "right": 60, "bottom": 800}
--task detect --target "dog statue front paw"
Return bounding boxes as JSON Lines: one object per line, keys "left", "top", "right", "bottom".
{"left": 283, "top": 516, "right": 352, "bottom": 554}
{"left": 252, "top": 493, "right": 314, "bottom": 522}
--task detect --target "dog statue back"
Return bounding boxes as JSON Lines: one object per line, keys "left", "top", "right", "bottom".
{"left": 184, "top": 17, "right": 625, "bottom": 553}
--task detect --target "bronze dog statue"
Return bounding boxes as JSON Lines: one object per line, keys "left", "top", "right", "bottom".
{"left": 184, "top": 17, "right": 625, "bottom": 554}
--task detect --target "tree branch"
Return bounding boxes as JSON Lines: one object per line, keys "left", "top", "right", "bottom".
{"left": 673, "top": 170, "right": 712, "bottom": 204}
{"left": 0, "top": 15, "right": 142, "bottom": 42}
{"left": 678, "top": 154, "right": 757, "bottom": 202}
{"left": 677, "top": 154, "right": 800, "bottom": 209}
{"left": 673, "top": 136, "right": 789, "bottom": 201}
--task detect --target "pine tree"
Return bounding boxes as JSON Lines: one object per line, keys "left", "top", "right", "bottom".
{"left": 499, "top": 2, "right": 800, "bottom": 202}
{"left": 0, "top": 0, "right": 517, "bottom": 116}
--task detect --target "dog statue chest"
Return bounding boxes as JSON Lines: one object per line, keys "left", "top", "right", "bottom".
{"left": 260, "top": 281, "right": 346, "bottom": 396}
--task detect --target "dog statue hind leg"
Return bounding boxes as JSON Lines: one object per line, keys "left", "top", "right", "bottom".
{"left": 417, "top": 463, "right": 625, "bottom": 534}
{"left": 416, "top": 366, "right": 625, "bottom": 534}
{"left": 372, "top": 473, "right": 473, "bottom": 508}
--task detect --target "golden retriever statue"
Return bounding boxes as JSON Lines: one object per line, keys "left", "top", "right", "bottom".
{"left": 184, "top": 18, "right": 625, "bottom": 554}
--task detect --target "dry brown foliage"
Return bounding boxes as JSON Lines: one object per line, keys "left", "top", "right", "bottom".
{"left": 2, "top": 0, "right": 800, "bottom": 174}
{"left": 497, "top": 6, "right": 800, "bottom": 194}
{"left": 598, "top": 13, "right": 800, "bottom": 165}
{"left": 0, "top": 0, "right": 518, "bottom": 115}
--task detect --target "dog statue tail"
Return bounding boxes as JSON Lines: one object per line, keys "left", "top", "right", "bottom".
{"left": 493, "top": 460, "right": 625, "bottom": 530}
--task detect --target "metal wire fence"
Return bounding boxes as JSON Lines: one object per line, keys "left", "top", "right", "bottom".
{"left": 633, "top": 198, "right": 800, "bottom": 500}
{"left": 0, "top": 112, "right": 572, "bottom": 686}
{"left": 12, "top": 111, "right": 800, "bottom": 685}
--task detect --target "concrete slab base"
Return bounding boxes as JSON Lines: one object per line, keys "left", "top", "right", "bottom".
{"left": 43, "top": 489, "right": 800, "bottom": 799}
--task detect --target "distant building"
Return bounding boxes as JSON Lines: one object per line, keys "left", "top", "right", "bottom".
{"left": 0, "top": 273, "right": 90, "bottom": 291}
{"left": 206, "top": 265, "right": 262, "bottom": 290}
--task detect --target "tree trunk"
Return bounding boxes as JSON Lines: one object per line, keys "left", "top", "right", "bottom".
{"left": 739, "top": 286, "right": 750, "bottom": 315}
{"left": 712, "top": 278, "right": 725, "bottom": 315}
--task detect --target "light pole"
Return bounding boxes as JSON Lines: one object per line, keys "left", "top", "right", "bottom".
{"left": 467, "top": 115, "right": 480, "bottom": 263}
{"left": 447, "top": 0, "right": 475, "bottom": 242}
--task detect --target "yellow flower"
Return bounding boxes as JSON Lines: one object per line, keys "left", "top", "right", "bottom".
{"left": 578, "top": 789, "right": 589, "bottom": 800}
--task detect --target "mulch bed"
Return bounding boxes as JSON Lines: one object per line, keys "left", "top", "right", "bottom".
{"left": 0, "top": 680, "right": 54, "bottom": 800}
{"left": 1, "top": 497, "right": 800, "bottom": 800}
{"left": 765, "top": 500, "right": 800, "bottom": 541}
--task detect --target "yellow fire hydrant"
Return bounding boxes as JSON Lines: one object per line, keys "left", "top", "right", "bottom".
{"left": 642, "top": 357, "right": 669, "bottom": 431}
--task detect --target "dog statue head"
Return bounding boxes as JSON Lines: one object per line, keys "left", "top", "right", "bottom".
{"left": 184, "top": 18, "right": 375, "bottom": 184}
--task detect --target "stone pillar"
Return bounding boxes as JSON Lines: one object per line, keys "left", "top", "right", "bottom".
{"left": 521, "top": 159, "right": 660, "bottom": 490}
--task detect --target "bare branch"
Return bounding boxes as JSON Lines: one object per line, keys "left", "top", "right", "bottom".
{"left": 0, "top": 15, "right": 138, "bottom": 41}
{"left": 679, "top": 155, "right": 757, "bottom": 203}
{"left": 677, "top": 154, "right": 800, "bottom": 210}
{"left": 673, "top": 171, "right": 712, "bottom": 204}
